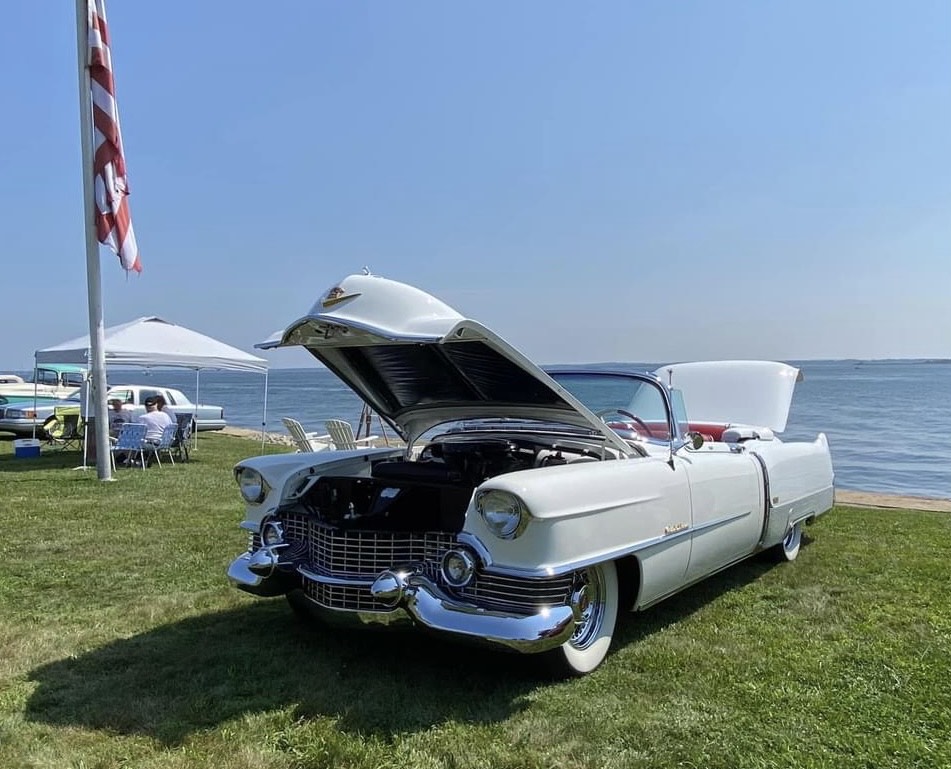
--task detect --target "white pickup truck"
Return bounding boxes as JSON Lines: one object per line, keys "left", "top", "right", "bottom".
{"left": 107, "top": 384, "right": 226, "bottom": 431}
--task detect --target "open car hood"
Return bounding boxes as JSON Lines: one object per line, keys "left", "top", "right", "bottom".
{"left": 257, "top": 273, "right": 634, "bottom": 453}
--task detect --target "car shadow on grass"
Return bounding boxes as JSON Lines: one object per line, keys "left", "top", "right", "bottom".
{"left": 25, "top": 547, "right": 810, "bottom": 745}
{"left": 25, "top": 600, "right": 541, "bottom": 744}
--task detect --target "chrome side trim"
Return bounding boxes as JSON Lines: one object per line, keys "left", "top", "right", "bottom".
{"left": 690, "top": 508, "right": 752, "bottom": 535}
{"left": 463, "top": 510, "right": 751, "bottom": 580}
{"left": 458, "top": 529, "right": 690, "bottom": 580}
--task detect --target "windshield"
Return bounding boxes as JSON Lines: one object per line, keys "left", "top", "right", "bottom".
{"left": 29, "top": 369, "right": 84, "bottom": 387}
{"left": 549, "top": 371, "right": 678, "bottom": 442}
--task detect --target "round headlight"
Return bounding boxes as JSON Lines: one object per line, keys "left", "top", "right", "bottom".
{"left": 477, "top": 490, "right": 526, "bottom": 539}
{"left": 236, "top": 466, "right": 268, "bottom": 503}
{"left": 261, "top": 520, "right": 284, "bottom": 547}
{"left": 441, "top": 548, "right": 476, "bottom": 587}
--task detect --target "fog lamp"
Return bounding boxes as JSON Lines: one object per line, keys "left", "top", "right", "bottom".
{"left": 441, "top": 549, "right": 476, "bottom": 587}
{"left": 261, "top": 520, "right": 284, "bottom": 547}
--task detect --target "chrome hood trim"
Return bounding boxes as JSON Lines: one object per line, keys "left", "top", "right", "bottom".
{"left": 257, "top": 273, "right": 634, "bottom": 454}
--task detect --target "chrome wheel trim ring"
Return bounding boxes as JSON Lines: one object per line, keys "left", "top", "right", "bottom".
{"left": 783, "top": 523, "right": 801, "bottom": 555}
{"left": 569, "top": 567, "right": 606, "bottom": 650}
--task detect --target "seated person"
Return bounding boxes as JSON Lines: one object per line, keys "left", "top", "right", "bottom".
{"left": 136, "top": 397, "right": 175, "bottom": 445}
{"left": 108, "top": 398, "right": 133, "bottom": 438}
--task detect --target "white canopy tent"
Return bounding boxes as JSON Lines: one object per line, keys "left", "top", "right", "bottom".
{"left": 35, "top": 316, "right": 269, "bottom": 457}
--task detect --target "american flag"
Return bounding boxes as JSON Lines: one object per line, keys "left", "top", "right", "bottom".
{"left": 87, "top": 0, "right": 141, "bottom": 273}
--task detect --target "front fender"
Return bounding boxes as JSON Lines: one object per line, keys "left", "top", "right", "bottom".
{"left": 465, "top": 458, "right": 691, "bottom": 575}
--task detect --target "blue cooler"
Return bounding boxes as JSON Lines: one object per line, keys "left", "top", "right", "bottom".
{"left": 13, "top": 438, "right": 41, "bottom": 458}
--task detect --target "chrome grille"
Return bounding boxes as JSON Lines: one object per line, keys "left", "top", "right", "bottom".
{"left": 305, "top": 580, "right": 389, "bottom": 613}
{"left": 272, "top": 511, "right": 574, "bottom": 615}
{"left": 457, "top": 572, "right": 574, "bottom": 612}
{"left": 310, "top": 524, "right": 455, "bottom": 578}
{"left": 281, "top": 515, "right": 309, "bottom": 544}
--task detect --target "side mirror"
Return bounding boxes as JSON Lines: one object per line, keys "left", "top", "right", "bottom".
{"left": 668, "top": 431, "right": 704, "bottom": 469}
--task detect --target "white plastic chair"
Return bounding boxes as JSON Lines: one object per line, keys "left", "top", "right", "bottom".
{"left": 282, "top": 417, "right": 333, "bottom": 453}
{"left": 324, "top": 419, "right": 377, "bottom": 450}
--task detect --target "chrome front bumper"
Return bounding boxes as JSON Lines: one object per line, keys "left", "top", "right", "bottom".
{"left": 228, "top": 550, "right": 577, "bottom": 653}
{"left": 369, "top": 569, "right": 576, "bottom": 653}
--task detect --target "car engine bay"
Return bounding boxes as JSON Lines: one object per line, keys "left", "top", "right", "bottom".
{"left": 278, "top": 433, "right": 612, "bottom": 534}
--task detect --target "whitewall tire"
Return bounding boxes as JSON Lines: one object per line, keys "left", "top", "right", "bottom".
{"left": 545, "top": 561, "right": 618, "bottom": 677}
{"left": 775, "top": 522, "right": 802, "bottom": 562}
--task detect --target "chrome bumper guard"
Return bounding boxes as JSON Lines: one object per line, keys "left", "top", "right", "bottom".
{"left": 228, "top": 547, "right": 295, "bottom": 596}
{"left": 370, "top": 568, "right": 576, "bottom": 653}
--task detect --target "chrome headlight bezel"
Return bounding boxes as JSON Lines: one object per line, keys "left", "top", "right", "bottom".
{"left": 476, "top": 489, "right": 528, "bottom": 539}
{"left": 440, "top": 548, "right": 477, "bottom": 587}
{"left": 235, "top": 466, "right": 269, "bottom": 504}
{"left": 261, "top": 519, "right": 284, "bottom": 547}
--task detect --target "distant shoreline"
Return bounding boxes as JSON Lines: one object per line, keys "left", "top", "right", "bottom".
{"left": 833, "top": 490, "right": 951, "bottom": 513}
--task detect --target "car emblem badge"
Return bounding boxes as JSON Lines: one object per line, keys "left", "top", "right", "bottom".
{"left": 664, "top": 522, "right": 689, "bottom": 535}
{"left": 321, "top": 287, "right": 361, "bottom": 308}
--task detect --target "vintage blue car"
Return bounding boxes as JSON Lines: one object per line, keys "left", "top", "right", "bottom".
{"left": 0, "top": 364, "right": 86, "bottom": 405}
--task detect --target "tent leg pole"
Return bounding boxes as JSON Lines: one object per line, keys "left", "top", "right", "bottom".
{"left": 261, "top": 370, "right": 269, "bottom": 452}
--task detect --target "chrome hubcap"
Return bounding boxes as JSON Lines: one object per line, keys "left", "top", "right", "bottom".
{"left": 570, "top": 568, "right": 605, "bottom": 650}
{"left": 784, "top": 524, "right": 799, "bottom": 551}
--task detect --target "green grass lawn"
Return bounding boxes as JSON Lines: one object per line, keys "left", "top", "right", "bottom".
{"left": 1, "top": 434, "right": 949, "bottom": 769}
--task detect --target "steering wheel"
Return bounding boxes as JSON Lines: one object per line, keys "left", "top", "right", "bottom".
{"left": 595, "top": 408, "right": 655, "bottom": 438}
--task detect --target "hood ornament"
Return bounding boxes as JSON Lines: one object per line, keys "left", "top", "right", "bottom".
{"left": 321, "top": 286, "right": 362, "bottom": 308}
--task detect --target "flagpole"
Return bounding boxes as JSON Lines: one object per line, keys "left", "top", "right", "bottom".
{"left": 75, "top": 0, "right": 113, "bottom": 481}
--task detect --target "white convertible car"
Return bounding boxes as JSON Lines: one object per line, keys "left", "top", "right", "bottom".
{"left": 228, "top": 273, "right": 834, "bottom": 676}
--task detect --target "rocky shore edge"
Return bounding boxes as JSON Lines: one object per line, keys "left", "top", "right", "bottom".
{"left": 219, "top": 427, "right": 951, "bottom": 513}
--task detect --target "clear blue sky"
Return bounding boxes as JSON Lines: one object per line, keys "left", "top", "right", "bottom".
{"left": 2, "top": 1, "right": 949, "bottom": 370}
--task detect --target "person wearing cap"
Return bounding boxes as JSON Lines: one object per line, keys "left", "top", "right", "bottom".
{"left": 136, "top": 397, "right": 175, "bottom": 445}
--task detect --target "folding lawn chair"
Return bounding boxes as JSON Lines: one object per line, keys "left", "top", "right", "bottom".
{"left": 46, "top": 407, "right": 83, "bottom": 451}
{"left": 147, "top": 423, "right": 178, "bottom": 468}
{"left": 111, "top": 422, "right": 148, "bottom": 470}
{"left": 171, "top": 413, "right": 195, "bottom": 462}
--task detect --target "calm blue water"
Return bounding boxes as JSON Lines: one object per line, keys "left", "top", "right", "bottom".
{"left": 88, "top": 359, "right": 950, "bottom": 500}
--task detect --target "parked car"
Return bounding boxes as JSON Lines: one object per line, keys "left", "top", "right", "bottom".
{"left": 105, "top": 385, "right": 226, "bottom": 431}
{"left": 0, "top": 384, "right": 225, "bottom": 436}
{"left": 0, "top": 364, "right": 85, "bottom": 405}
{"left": 228, "top": 274, "right": 834, "bottom": 676}
{"left": 0, "top": 396, "right": 82, "bottom": 437}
